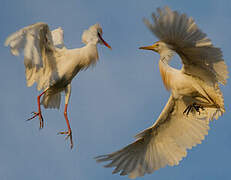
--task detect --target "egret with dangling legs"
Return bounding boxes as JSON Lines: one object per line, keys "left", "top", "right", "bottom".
{"left": 5, "top": 23, "right": 111, "bottom": 149}
{"left": 95, "top": 7, "right": 228, "bottom": 178}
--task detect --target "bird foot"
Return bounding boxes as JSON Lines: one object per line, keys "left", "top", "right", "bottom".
{"left": 27, "top": 111, "right": 44, "bottom": 129}
{"left": 58, "top": 130, "right": 73, "bottom": 149}
{"left": 183, "top": 103, "right": 204, "bottom": 116}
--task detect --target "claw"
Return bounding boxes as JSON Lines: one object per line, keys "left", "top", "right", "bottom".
{"left": 183, "top": 105, "right": 192, "bottom": 116}
{"left": 58, "top": 130, "right": 73, "bottom": 149}
{"left": 27, "top": 111, "right": 44, "bottom": 129}
{"left": 183, "top": 103, "right": 204, "bottom": 116}
{"left": 27, "top": 90, "right": 47, "bottom": 129}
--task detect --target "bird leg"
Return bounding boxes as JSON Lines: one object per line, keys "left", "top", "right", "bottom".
{"left": 183, "top": 102, "right": 204, "bottom": 116}
{"left": 58, "top": 103, "right": 73, "bottom": 149}
{"left": 27, "top": 90, "right": 47, "bottom": 129}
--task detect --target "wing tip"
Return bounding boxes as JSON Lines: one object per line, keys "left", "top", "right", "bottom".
{"left": 94, "top": 154, "right": 111, "bottom": 163}
{"left": 4, "top": 38, "right": 10, "bottom": 47}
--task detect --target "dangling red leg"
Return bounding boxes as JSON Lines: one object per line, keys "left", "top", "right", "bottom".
{"left": 58, "top": 84, "right": 73, "bottom": 149}
{"left": 27, "top": 90, "right": 47, "bottom": 129}
{"left": 58, "top": 103, "right": 73, "bottom": 149}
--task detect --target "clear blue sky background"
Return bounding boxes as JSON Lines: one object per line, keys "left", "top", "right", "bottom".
{"left": 0, "top": 0, "right": 230, "bottom": 179}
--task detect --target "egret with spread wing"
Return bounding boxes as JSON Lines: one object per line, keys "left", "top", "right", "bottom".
{"left": 95, "top": 7, "right": 228, "bottom": 178}
{"left": 5, "top": 23, "right": 111, "bottom": 149}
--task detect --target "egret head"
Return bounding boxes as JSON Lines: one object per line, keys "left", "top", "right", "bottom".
{"left": 139, "top": 41, "right": 170, "bottom": 54}
{"left": 82, "top": 24, "right": 111, "bottom": 49}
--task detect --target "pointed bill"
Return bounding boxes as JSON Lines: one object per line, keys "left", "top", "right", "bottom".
{"left": 98, "top": 33, "right": 112, "bottom": 49}
{"left": 139, "top": 44, "right": 155, "bottom": 51}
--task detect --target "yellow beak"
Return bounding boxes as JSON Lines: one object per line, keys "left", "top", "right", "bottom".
{"left": 139, "top": 44, "right": 157, "bottom": 52}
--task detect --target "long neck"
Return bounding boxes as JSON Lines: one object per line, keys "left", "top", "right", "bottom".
{"left": 84, "top": 42, "right": 99, "bottom": 67}
{"left": 158, "top": 49, "right": 175, "bottom": 91}
{"left": 74, "top": 41, "right": 99, "bottom": 68}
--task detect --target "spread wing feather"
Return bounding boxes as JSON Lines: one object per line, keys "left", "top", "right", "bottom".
{"left": 144, "top": 6, "right": 228, "bottom": 85}
{"left": 51, "top": 27, "right": 65, "bottom": 48}
{"left": 5, "top": 22, "right": 61, "bottom": 90}
{"left": 96, "top": 95, "right": 222, "bottom": 178}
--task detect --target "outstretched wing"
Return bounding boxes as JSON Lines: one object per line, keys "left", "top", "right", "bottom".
{"left": 144, "top": 7, "right": 228, "bottom": 85}
{"left": 96, "top": 95, "right": 221, "bottom": 178}
{"left": 5, "top": 22, "right": 59, "bottom": 90}
{"left": 51, "top": 27, "right": 65, "bottom": 48}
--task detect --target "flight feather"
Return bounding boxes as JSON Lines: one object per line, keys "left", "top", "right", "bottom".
{"left": 5, "top": 22, "right": 61, "bottom": 90}
{"left": 144, "top": 7, "right": 228, "bottom": 85}
{"left": 96, "top": 95, "right": 221, "bottom": 178}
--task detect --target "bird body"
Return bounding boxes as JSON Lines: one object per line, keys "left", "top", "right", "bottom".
{"left": 41, "top": 44, "right": 99, "bottom": 109}
{"left": 96, "top": 7, "right": 228, "bottom": 178}
{"left": 5, "top": 22, "right": 111, "bottom": 148}
{"left": 156, "top": 45, "right": 224, "bottom": 111}
{"left": 46, "top": 43, "right": 99, "bottom": 88}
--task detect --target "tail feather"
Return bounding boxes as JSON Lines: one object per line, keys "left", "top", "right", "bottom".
{"left": 41, "top": 91, "right": 61, "bottom": 109}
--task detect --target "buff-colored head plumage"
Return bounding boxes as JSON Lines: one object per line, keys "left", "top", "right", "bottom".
{"left": 82, "top": 24, "right": 102, "bottom": 44}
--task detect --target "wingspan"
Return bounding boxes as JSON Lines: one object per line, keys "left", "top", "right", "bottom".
{"left": 51, "top": 27, "right": 65, "bottom": 49}
{"left": 144, "top": 7, "right": 228, "bottom": 85}
{"left": 96, "top": 95, "right": 221, "bottom": 178}
{"left": 5, "top": 22, "right": 59, "bottom": 90}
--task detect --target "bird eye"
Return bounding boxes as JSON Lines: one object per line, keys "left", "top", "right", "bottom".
{"left": 156, "top": 44, "right": 159, "bottom": 47}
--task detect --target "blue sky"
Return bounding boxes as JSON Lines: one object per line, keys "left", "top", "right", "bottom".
{"left": 0, "top": 0, "right": 231, "bottom": 179}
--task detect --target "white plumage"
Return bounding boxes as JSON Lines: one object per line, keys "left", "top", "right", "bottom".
{"left": 95, "top": 7, "right": 228, "bottom": 178}
{"left": 5, "top": 22, "right": 111, "bottom": 148}
{"left": 51, "top": 27, "right": 65, "bottom": 48}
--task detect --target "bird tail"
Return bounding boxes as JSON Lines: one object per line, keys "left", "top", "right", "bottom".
{"left": 41, "top": 91, "right": 61, "bottom": 109}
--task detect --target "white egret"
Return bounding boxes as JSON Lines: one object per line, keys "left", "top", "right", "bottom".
{"left": 5, "top": 23, "right": 111, "bottom": 149}
{"left": 96, "top": 7, "right": 228, "bottom": 178}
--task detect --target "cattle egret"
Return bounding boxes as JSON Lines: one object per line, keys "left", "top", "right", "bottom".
{"left": 5, "top": 23, "right": 111, "bottom": 149}
{"left": 95, "top": 7, "right": 228, "bottom": 178}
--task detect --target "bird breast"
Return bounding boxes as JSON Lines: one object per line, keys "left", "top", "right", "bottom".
{"left": 57, "top": 58, "right": 81, "bottom": 85}
{"left": 170, "top": 73, "right": 200, "bottom": 101}
{"left": 159, "top": 59, "right": 197, "bottom": 98}
{"left": 54, "top": 45, "right": 99, "bottom": 88}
